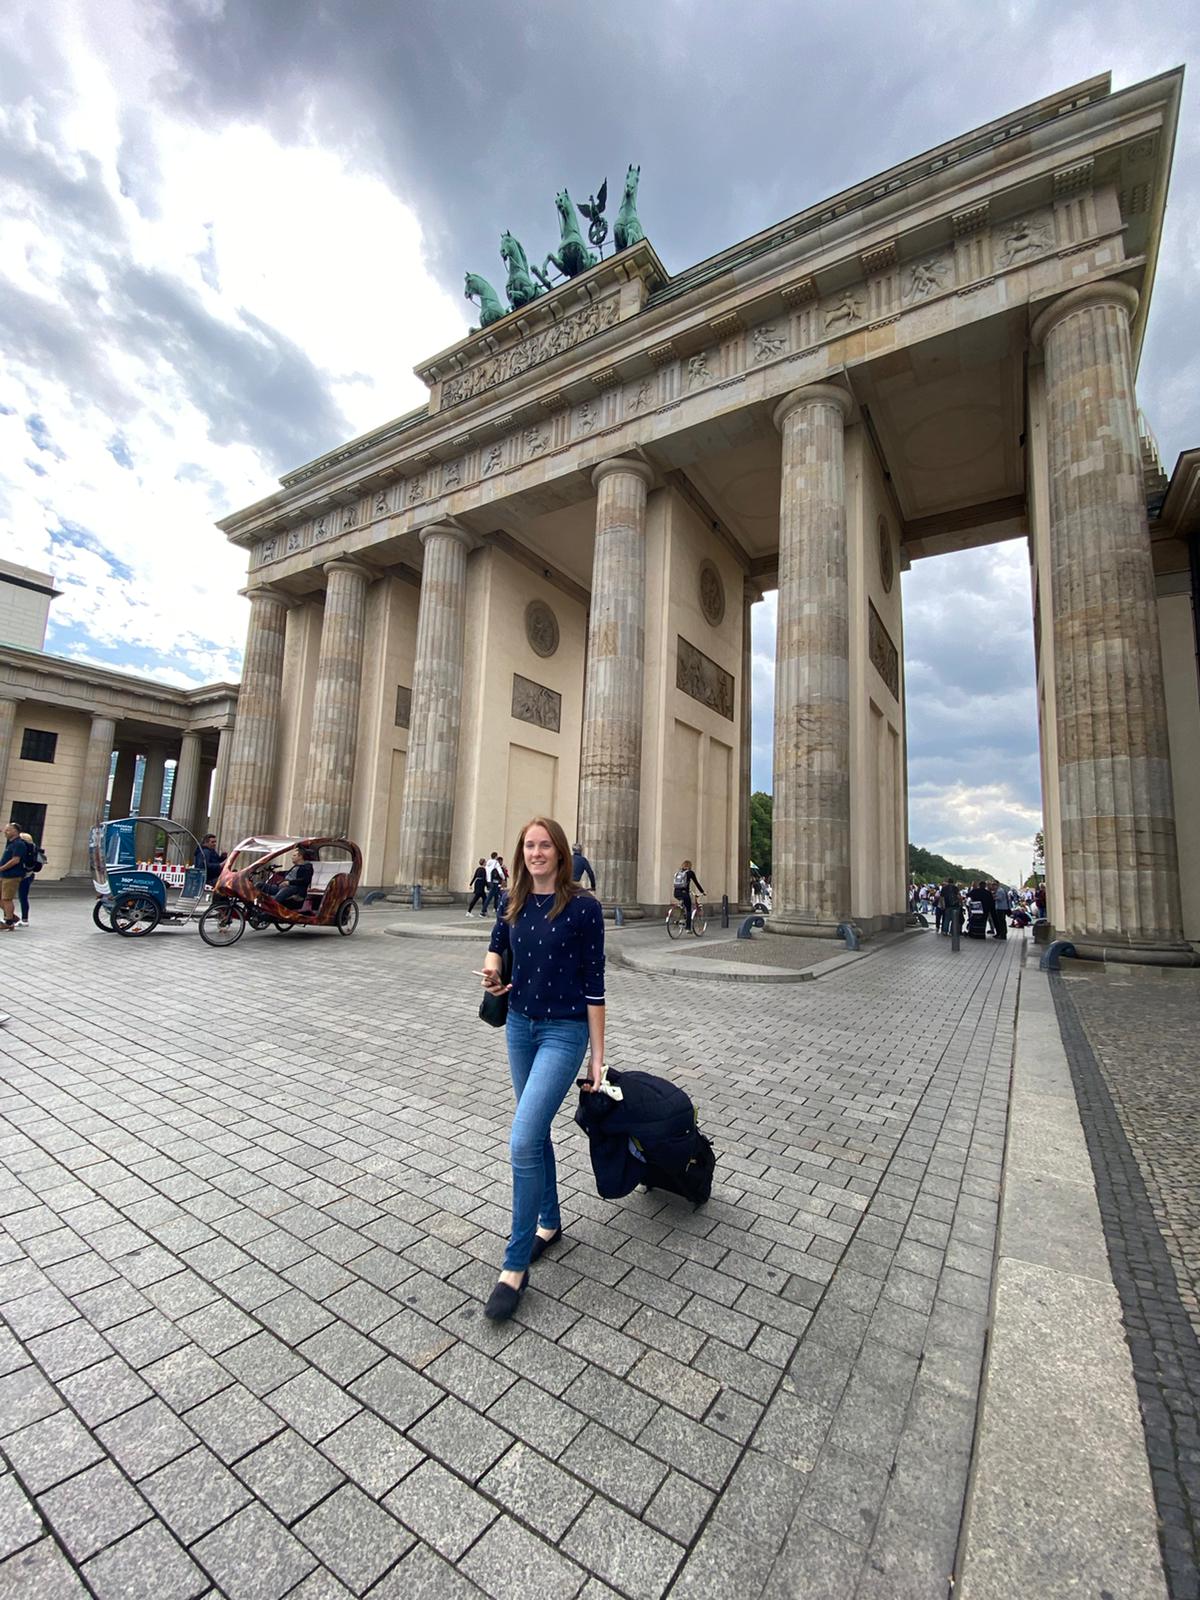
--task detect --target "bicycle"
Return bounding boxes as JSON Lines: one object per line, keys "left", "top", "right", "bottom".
{"left": 665, "top": 899, "right": 706, "bottom": 938}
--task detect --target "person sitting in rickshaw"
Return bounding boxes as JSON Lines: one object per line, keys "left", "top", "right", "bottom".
{"left": 273, "top": 847, "right": 315, "bottom": 911}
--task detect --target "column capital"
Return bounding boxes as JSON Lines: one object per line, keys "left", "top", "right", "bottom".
{"left": 418, "top": 519, "right": 477, "bottom": 553}
{"left": 591, "top": 456, "right": 654, "bottom": 493}
{"left": 239, "top": 583, "right": 299, "bottom": 610}
{"left": 743, "top": 576, "right": 764, "bottom": 606}
{"left": 1031, "top": 280, "right": 1139, "bottom": 350}
{"left": 321, "top": 557, "right": 376, "bottom": 582}
{"left": 773, "top": 383, "right": 853, "bottom": 433}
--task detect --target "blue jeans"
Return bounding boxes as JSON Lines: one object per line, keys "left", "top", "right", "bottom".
{"left": 503, "top": 1012, "right": 589, "bottom": 1272}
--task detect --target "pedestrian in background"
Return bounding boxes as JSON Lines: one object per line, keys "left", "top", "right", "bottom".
{"left": 0, "top": 824, "right": 24, "bottom": 931}
{"left": 466, "top": 859, "right": 489, "bottom": 917}
{"left": 484, "top": 852, "right": 505, "bottom": 915}
{"left": 479, "top": 815, "right": 606, "bottom": 1320}
{"left": 571, "top": 842, "right": 596, "bottom": 891}
{"left": 17, "top": 832, "right": 42, "bottom": 927}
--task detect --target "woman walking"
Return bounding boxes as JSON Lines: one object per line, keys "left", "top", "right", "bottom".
{"left": 479, "top": 816, "right": 605, "bottom": 1320}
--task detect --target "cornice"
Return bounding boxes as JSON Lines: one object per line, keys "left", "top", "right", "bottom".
{"left": 0, "top": 647, "right": 239, "bottom": 723}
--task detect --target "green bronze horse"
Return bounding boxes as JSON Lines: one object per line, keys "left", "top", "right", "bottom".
{"left": 543, "top": 189, "right": 597, "bottom": 282}
{"left": 500, "top": 232, "right": 543, "bottom": 311}
{"left": 464, "top": 270, "right": 505, "bottom": 328}
{"left": 614, "top": 164, "right": 645, "bottom": 251}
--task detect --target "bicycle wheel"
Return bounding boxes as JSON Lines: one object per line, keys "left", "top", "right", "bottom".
{"left": 92, "top": 899, "right": 116, "bottom": 933}
{"left": 666, "top": 904, "right": 684, "bottom": 939}
{"left": 691, "top": 907, "right": 707, "bottom": 936}
{"left": 112, "top": 894, "right": 160, "bottom": 937}
{"left": 198, "top": 903, "right": 247, "bottom": 947}
{"left": 337, "top": 900, "right": 359, "bottom": 937}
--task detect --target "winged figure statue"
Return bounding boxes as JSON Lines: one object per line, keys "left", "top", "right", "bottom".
{"left": 577, "top": 179, "right": 609, "bottom": 251}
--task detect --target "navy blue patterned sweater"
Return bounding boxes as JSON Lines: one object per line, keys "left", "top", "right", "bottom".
{"left": 488, "top": 892, "right": 605, "bottom": 1020}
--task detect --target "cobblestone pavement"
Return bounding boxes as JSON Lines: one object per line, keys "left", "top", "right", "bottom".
{"left": 1, "top": 900, "right": 1019, "bottom": 1600}
{"left": 1053, "top": 970, "right": 1200, "bottom": 1600}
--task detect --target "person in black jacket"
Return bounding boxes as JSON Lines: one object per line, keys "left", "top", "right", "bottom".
{"left": 274, "top": 848, "right": 314, "bottom": 910}
{"left": 194, "top": 835, "right": 226, "bottom": 888}
{"left": 479, "top": 816, "right": 605, "bottom": 1320}
{"left": 466, "top": 860, "right": 489, "bottom": 917}
{"left": 672, "top": 860, "right": 704, "bottom": 930}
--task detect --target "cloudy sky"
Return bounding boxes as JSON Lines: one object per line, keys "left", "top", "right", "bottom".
{"left": 3, "top": 1, "right": 1197, "bottom": 884}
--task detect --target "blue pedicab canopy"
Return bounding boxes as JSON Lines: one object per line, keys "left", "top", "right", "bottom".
{"left": 90, "top": 815, "right": 209, "bottom": 912}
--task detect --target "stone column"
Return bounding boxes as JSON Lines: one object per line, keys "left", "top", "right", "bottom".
{"left": 109, "top": 747, "right": 137, "bottom": 817}
{"left": 139, "top": 746, "right": 167, "bottom": 817}
{"left": 222, "top": 586, "right": 292, "bottom": 849}
{"left": 768, "top": 383, "right": 853, "bottom": 937}
{"left": 170, "top": 731, "right": 203, "bottom": 834}
{"left": 1032, "top": 282, "right": 1190, "bottom": 960}
{"left": 0, "top": 697, "right": 18, "bottom": 814}
{"left": 577, "top": 457, "right": 655, "bottom": 908}
{"left": 208, "top": 726, "right": 233, "bottom": 843}
{"left": 303, "top": 560, "right": 372, "bottom": 837}
{"left": 738, "top": 579, "right": 757, "bottom": 909}
{"left": 70, "top": 714, "right": 117, "bottom": 874}
{"left": 197, "top": 759, "right": 215, "bottom": 835}
{"left": 394, "top": 523, "right": 473, "bottom": 898}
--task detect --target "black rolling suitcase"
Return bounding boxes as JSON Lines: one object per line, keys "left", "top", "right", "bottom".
{"left": 966, "top": 897, "right": 987, "bottom": 939}
{"left": 575, "top": 1068, "right": 716, "bottom": 1207}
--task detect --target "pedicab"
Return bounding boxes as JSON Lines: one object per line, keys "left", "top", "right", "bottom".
{"left": 90, "top": 815, "right": 210, "bottom": 937}
{"left": 197, "top": 835, "right": 362, "bottom": 947}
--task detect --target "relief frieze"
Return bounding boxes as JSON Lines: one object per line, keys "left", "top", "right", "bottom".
{"left": 676, "top": 636, "right": 734, "bottom": 721}
{"left": 868, "top": 601, "right": 900, "bottom": 700}
{"left": 441, "top": 293, "right": 622, "bottom": 408}
{"left": 512, "top": 673, "right": 561, "bottom": 732}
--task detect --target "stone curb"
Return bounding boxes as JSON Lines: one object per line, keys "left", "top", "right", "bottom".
{"left": 956, "top": 960, "right": 1167, "bottom": 1598}
{"left": 614, "top": 945, "right": 868, "bottom": 983}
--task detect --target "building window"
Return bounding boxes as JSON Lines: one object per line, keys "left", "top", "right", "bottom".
{"left": 20, "top": 728, "right": 57, "bottom": 763}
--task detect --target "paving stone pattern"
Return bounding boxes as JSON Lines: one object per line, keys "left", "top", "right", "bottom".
{"left": 1053, "top": 972, "right": 1200, "bottom": 1600}
{"left": 1, "top": 901, "right": 1019, "bottom": 1598}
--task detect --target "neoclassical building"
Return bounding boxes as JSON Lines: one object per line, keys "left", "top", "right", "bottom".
{"left": 0, "top": 559, "right": 237, "bottom": 876}
{"left": 217, "top": 69, "right": 1199, "bottom": 960}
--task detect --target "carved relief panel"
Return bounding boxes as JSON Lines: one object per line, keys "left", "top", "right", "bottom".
{"left": 512, "top": 674, "right": 561, "bottom": 732}
{"left": 676, "top": 637, "right": 734, "bottom": 720}
{"left": 868, "top": 602, "right": 899, "bottom": 700}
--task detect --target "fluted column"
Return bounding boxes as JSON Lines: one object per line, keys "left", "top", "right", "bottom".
{"left": 738, "top": 579, "right": 757, "bottom": 908}
{"left": 1032, "top": 282, "right": 1190, "bottom": 960}
{"left": 222, "top": 586, "right": 293, "bottom": 848}
{"left": 109, "top": 747, "right": 137, "bottom": 817}
{"left": 208, "top": 726, "right": 233, "bottom": 843}
{"left": 303, "top": 560, "right": 372, "bottom": 837}
{"left": 70, "top": 715, "right": 117, "bottom": 874}
{"left": 768, "top": 384, "right": 853, "bottom": 937}
{"left": 0, "top": 697, "right": 18, "bottom": 814}
{"left": 394, "top": 523, "right": 473, "bottom": 897}
{"left": 170, "top": 731, "right": 203, "bottom": 834}
{"left": 577, "top": 457, "right": 654, "bottom": 907}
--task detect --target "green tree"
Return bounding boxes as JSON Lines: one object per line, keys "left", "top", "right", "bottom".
{"left": 749, "top": 791, "right": 772, "bottom": 876}
{"left": 908, "top": 844, "right": 996, "bottom": 885}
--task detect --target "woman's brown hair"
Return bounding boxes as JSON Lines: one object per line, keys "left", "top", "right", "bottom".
{"left": 505, "top": 816, "right": 584, "bottom": 924}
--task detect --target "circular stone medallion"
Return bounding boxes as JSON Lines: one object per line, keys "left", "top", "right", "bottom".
{"left": 525, "top": 600, "right": 560, "bottom": 658}
{"left": 698, "top": 560, "right": 725, "bottom": 626}
{"left": 878, "top": 515, "right": 895, "bottom": 594}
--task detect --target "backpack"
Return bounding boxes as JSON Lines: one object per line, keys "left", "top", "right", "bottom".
{"left": 24, "top": 840, "right": 46, "bottom": 875}
{"left": 673, "top": 869, "right": 689, "bottom": 891}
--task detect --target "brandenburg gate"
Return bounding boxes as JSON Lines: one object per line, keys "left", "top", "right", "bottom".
{"left": 217, "top": 69, "right": 1199, "bottom": 963}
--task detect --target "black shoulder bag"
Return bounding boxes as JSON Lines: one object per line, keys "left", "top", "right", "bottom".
{"left": 479, "top": 946, "right": 512, "bottom": 1028}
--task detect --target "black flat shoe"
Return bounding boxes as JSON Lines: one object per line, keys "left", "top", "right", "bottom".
{"left": 484, "top": 1271, "right": 528, "bottom": 1321}
{"left": 529, "top": 1227, "right": 563, "bottom": 1263}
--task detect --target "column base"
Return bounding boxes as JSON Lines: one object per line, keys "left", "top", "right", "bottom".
{"left": 392, "top": 885, "right": 456, "bottom": 906}
{"left": 1062, "top": 936, "right": 1199, "bottom": 969}
{"left": 764, "top": 915, "right": 848, "bottom": 940}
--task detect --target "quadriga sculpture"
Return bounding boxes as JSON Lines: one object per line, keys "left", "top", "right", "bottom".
{"left": 614, "top": 164, "right": 645, "bottom": 251}
{"left": 464, "top": 271, "right": 505, "bottom": 329}
{"left": 500, "top": 232, "right": 543, "bottom": 311}
{"left": 543, "top": 189, "right": 597, "bottom": 282}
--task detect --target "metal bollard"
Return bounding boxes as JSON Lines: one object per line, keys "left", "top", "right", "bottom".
{"left": 411, "top": 884, "right": 423, "bottom": 911}
{"left": 721, "top": 895, "right": 730, "bottom": 929}
{"left": 950, "top": 917, "right": 960, "bottom": 952}
{"left": 837, "top": 921, "right": 860, "bottom": 951}
{"left": 613, "top": 906, "right": 624, "bottom": 927}
{"left": 1039, "top": 939, "right": 1077, "bottom": 971}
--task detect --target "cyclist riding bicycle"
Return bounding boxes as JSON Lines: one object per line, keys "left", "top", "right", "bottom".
{"left": 672, "top": 860, "right": 705, "bottom": 930}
